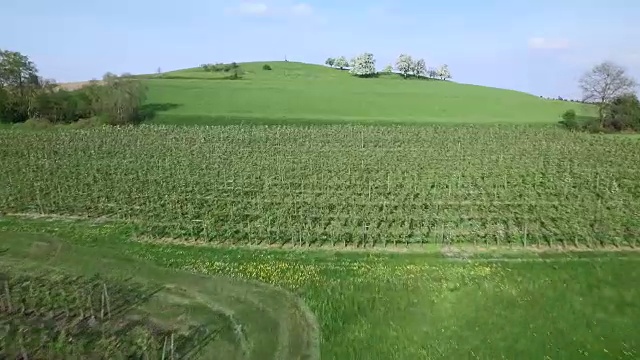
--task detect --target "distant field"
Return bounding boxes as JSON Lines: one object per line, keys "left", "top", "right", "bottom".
{"left": 141, "top": 61, "right": 593, "bottom": 125}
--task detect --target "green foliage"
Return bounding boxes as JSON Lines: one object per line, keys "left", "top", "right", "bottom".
{"left": 87, "top": 75, "right": 147, "bottom": 125}
{"left": 325, "top": 57, "right": 335, "bottom": 67}
{"left": 68, "top": 116, "right": 106, "bottom": 129}
{"left": 0, "top": 49, "right": 146, "bottom": 126}
{"left": 262, "top": 64, "right": 272, "bottom": 71}
{"left": 605, "top": 93, "right": 640, "bottom": 131}
{"left": 560, "top": 95, "right": 640, "bottom": 133}
{"left": 561, "top": 109, "right": 576, "bottom": 121}
{"left": 17, "top": 117, "right": 54, "bottom": 129}
{"left": 558, "top": 109, "right": 579, "bottom": 130}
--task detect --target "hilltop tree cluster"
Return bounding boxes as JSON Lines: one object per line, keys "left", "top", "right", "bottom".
{"left": 326, "top": 53, "right": 451, "bottom": 80}
{"left": 0, "top": 49, "right": 147, "bottom": 126}
{"left": 200, "top": 62, "right": 239, "bottom": 73}
{"left": 200, "top": 62, "right": 242, "bottom": 79}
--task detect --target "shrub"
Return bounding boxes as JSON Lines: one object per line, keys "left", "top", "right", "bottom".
{"left": 263, "top": 64, "right": 272, "bottom": 71}
{"left": 68, "top": 116, "right": 105, "bottom": 129}
{"left": 606, "top": 94, "right": 640, "bottom": 131}
{"left": 562, "top": 109, "right": 576, "bottom": 122}
{"left": 558, "top": 118, "right": 579, "bottom": 131}
{"left": 16, "top": 118, "right": 54, "bottom": 130}
{"left": 584, "top": 118, "right": 604, "bottom": 133}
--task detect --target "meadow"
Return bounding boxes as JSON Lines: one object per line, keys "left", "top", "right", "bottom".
{"left": 143, "top": 62, "right": 590, "bottom": 125}
{"left": 1, "top": 218, "right": 639, "bottom": 359}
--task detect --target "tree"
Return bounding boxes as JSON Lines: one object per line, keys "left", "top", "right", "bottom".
{"left": 412, "top": 58, "right": 426, "bottom": 78}
{"left": 395, "top": 54, "right": 413, "bottom": 78}
{"left": 579, "top": 61, "right": 637, "bottom": 124}
{"left": 0, "top": 50, "right": 38, "bottom": 91}
{"left": 0, "top": 49, "right": 40, "bottom": 122}
{"left": 428, "top": 67, "right": 438, "bottom": 79}
{"left": 334, "top": 56, "right": 349, "bottom": 70}
{"left": 382, "top": 64, "right": 394, "bottom": 74}
{"left": 325, "top": 57, "right": 335, "bottom": 68}
{"left": 89, "top": 73, "right": 147, "bottom": 125}
{"left": 349, "top": 52, "right": 376, "bottom": 77}
{"left": 437, "top": 64, "right": 451, "bottom": 80}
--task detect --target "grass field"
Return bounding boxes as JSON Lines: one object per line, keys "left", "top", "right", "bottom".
{"left": 141, "top": 61, "right": 592, "bottom": 125}
{"left": 1, "top": 218, "right": 638, "bottom": 359}
{"left": 0, "top": 222, "right": 319, "bottom": 359}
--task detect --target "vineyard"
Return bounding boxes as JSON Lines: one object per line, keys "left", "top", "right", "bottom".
{"left": 1, "top": 125, "right": 639, "bottom": 247}
{"left": 0, "top": 268, "right": 212, "bottom": 359}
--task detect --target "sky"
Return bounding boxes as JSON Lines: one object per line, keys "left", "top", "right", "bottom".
{"left": 2, "top": 0, "right": 639, "bottom": 98}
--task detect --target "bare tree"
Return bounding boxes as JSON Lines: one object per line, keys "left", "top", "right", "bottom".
{"left": 579, "top": 61, "right": 637, "bottom": 124}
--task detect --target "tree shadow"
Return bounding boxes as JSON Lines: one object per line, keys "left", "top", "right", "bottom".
{"left": 576, "top": 114, "right": 598, "bottom": 122}
{"left": 138, "top": 103, "right": 182, "bottom": 122}
{"left": 158, "top": 75, "right": 245, "bottom": 81}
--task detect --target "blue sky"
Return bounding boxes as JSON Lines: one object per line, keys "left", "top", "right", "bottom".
{"left": 2, "top": 0, "right": 639, "bottom": 98}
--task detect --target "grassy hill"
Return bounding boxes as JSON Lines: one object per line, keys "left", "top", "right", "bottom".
{"left": 141, "top": 61, "right": 592, "bottom": 125}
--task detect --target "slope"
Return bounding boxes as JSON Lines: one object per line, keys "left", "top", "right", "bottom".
{"left": 141, "top": 61, "right": 592, "bottom": 125}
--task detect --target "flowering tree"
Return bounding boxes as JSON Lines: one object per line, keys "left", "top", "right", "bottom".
{"left": 382, "top": 64, "right": 394, "bottom": 74}
{"left": 437, "top": 64, "right": 451, "bottom": 80}
{"left": 395, "top": 54, "right": 413, "bottom": 78}
{"left": 325, "top": 58, "right": 335, "bottom": 67}
{"left": 413, "top": 58, "right": 427, "bottom": 77}
{"left": 349, "top": 53, "right": 376, "bottom": 77}
{"left": 428, "top": 67, "right": 438, "bottom": 79}
{"left": 334, "top": 56, "right": 349, "bottom": 70}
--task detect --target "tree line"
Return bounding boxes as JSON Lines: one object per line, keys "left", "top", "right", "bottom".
{"left": 0, "top": 49, "right": 147, "bottom": 126}
{"left": 325, "top": 53, "right": 451, "bottom": 80}
{"left": 560, "top": 61, "right": 639, "bottom": 133}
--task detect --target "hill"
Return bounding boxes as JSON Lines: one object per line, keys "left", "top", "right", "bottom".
{"left": 140, "top": 61, "right": 593, "bottom": 125}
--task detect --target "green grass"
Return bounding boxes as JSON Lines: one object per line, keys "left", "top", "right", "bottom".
{"left": 1, "top": 217, "right": 638, "bottom": 359}
{"left": 0, "top": 222, "right": 320, "bottom": 359}
{"left": 142, "top": 61, "right": 594, "bottom": 125}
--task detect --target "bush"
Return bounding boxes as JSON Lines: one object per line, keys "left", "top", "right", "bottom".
{"left": 606, "top": 94, "right": 640, "bottom": 131}
{"left": 16, "top": 118, "right": 54, "bottom": 130}
{"left": 584, "top": 118, "right": 604, "bottom": 133}
{"left": 263, "top": 64, "right": 272, "bottom": 71}
{"left": 558, "top": 118, "right": 580, "bottom": 131}
{"left": 562, "top": 109, "right": 576, "bottom": 122}
{"left": 68, "top": 116, "right": 105, "bottom": 129}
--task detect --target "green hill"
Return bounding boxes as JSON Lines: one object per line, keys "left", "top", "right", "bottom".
{"left": 142, "top": 61, "right": 592, "bottom": 125}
